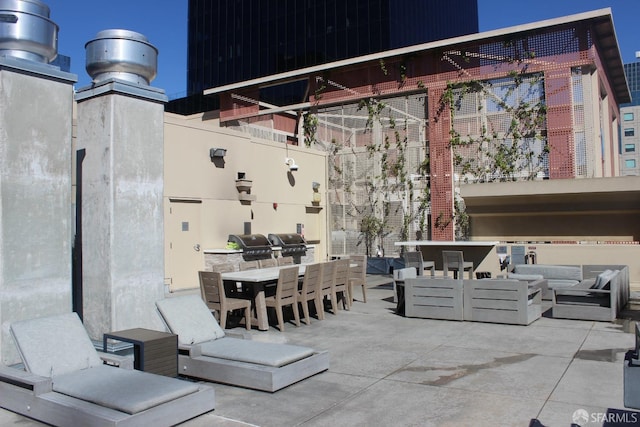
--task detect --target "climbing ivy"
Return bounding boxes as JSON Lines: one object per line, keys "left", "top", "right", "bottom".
{"left": 432, "top": 48, "right": 549, "bottom": 237}
{"left": 302, "top": 112, "right": 318, "bottom": 147}
{"left": 352, "top": 95, "right": 430, "bottom": 253}
{"left": 440, "top": 71, "right": 548, "bottom": 183}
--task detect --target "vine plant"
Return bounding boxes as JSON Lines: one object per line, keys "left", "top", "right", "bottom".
{"left": 305, "top": 48, "right": 548, "bottom": 243}
{"left": 305, "top": 60, "right": 431, "bottom": 255}
{"left": 442, "top": 70, "right": 549, "bottom": 183}
{"left": 435, "top": 48, "right": 549, "bottom": 236}
{"left": 353, "top": 96, "right": 430, "bottom": 255}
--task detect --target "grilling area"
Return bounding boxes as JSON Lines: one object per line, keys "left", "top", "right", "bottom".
{"left": 205, "top": 233, "right": 315, "bottom": 272}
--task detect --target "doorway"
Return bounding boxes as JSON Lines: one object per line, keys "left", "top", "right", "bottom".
{"left": 165, "top": 198, "right": 203, "bottom": 292}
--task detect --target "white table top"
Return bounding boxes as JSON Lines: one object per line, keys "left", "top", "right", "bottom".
{"left": 395, "top": 240, "right": 499, "bottom": 247}
{"left": 220, "top": 261, "right": 355, "bottom": 283}
{"left": 221, "top": 264, "right": 308, "bottom": 282}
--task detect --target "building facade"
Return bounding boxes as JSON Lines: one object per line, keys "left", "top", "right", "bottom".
{"left": 620, "top": 57, "right": 640, "bottom": 175}
{"left": 170, "top": 0, "right": 478, "bottom": 113}
{"left": 202, "top": 9, "right": 630, "bottom": 251}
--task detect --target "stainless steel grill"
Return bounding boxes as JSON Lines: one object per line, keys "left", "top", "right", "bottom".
{"left": 227, "top": 234, "right": 273, "bottom": 260}
{"left": 268, "top": 233, "right": 307, "bottom": 262}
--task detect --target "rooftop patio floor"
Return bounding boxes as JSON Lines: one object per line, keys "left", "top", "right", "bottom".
{"left": 2, "top": 275, "right": 639, "bottom": 426}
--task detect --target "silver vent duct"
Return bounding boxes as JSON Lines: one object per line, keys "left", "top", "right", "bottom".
{"left": 0, "top": 0, "right": 58, "bottom": 63}
{"left": 85, "top": 29, "right": 158, "bottom": 86}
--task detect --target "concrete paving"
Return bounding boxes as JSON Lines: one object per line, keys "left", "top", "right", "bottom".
{"left": 2, "top": 275, "right": 639, "bottom": 426}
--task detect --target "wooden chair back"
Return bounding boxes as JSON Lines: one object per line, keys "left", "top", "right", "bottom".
{"left": 211, "top": 263, "right": 234, "bottom": 273}
{"left": 239, "top": 260, "right": 259, "bottom": 271}
{"left": 403, "top": 251, "right": 424, "bottom": 276}
{"left": 259, "top": 258, "right": 278, "bottom": 268}
{"left": 443, "top": 250, "right": 464, "bottom": 270}
{"left": 277, "top": 256, "right": 294, "bottom": 266}
{"left": 300, "top": 262, "right": 322, "bottom": 300}
{"left": 319, "top": 261, "right": 336, "bottom": 296}
{"left": 275, "top": 266, "right": 300, "bottom": 302}
{"left": 198, "top": 271, "right": 223, "bottom": 311}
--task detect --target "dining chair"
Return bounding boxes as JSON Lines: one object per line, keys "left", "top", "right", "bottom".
{"left": 277, "top": 256, "right": 294, "bottom": 266}
{"left": 403, "top": 251, "right": 435, "bottom": 276}
{"left": 297, "top": 262, "right": 322, "bottom": 325}
{"left": 317, "top": 261, "right": 337, "bottom": 317}
{"left": 239, "top": 260, "right": 259, "bottom": 271}
{"left": 198, "top": 271, "right": 252, "bottom": 330}
{"left": 442, "top": 250, "right": 474, "bottom": 279}
{"left": 265, "top": 266, "right": 301, "bottom": 331}
{"left": 210, "top": 263, "right": 234, "bottom": 273}
{"left": 259, "top": 257, "right": 278, "bottom": 268}
{"left": 333, "top": 258, "right": 351, "bottom": 310}
{"left": 348, "top": 255, "right": 367, "bottom": 304}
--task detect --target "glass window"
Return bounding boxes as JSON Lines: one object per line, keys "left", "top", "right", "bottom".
{"left": 625, "top": 143, "right": 636, "bottom": 153}
{"left": 625, "top": 128, "right": 635, "bottom": 137}
{"left": 625, "top": 159, "right": 636, "bottom": 168}
{"left": 624, "top": 112, "right": 634, "bottom": 121}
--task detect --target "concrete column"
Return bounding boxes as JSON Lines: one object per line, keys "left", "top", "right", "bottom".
{"left": 0, "top": 58, "right": 76, "bottom": 365}
{"left": 75, "top": 80, "right": 167, "bottom": 340}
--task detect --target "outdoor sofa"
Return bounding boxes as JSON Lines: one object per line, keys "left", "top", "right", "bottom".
{"left": 403, "top": 277, "right": 543, "bottom": 325}
{"left": 404, "top": 277, "right": 464, "bottom": 321}
{"left": 463, "top": 279, "right": 542, "bottom": 325}
{"left": 552, "top": 265, "right": 630, "bottom": 322}
{"left": 0, "top": 312, "right": 215, "bottom": 427}
{"left": 156, "top": 295, "right": 329, "bottom": 392}
{"left": 507, "top": 264, "right": 582, "bottom": 298}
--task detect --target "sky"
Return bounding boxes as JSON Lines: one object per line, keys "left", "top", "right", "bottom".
{"left": 41, "top": 0, "right": 639, "bottom": 100}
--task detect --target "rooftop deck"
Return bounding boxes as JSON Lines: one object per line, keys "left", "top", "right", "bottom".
{"left": 2, "top": 275, "right": 639, "bottom": 426}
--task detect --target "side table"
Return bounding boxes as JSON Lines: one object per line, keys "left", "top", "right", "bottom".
{"left": 103, "top": 328, "right": 178, "bottom": 377}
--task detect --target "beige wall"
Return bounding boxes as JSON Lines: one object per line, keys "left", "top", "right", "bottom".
{"left": 163, "top": 112, "right": 329, "bottom": 282}
{"left": 470, "top": 212, "right": 639, "bottom": 243}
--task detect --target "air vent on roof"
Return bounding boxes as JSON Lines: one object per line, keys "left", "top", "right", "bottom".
{"left": 85, "top": 29, "right": 158, "bottom": 85}
{"left": 0, "top": 0, "right": 58, "bottom": 63}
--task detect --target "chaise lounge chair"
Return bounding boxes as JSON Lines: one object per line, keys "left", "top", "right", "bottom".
{"left": 156, "top": 295, "right": 330, "bottom": 392}
{"left": 0, "top": 312, "right": 215, "bottom": 427}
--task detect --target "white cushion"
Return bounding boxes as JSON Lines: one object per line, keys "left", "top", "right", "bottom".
{"left": 394, "top": 268, "right": 417, "bottom": 280}
{"left": 593, "top": 269, "right": 618, "bottom": 290}
{"left": 513, "top": 264, "right": 581, "bottom": 281}
{"left": 507, "top": 273, "right": 544, "bottom": 281}
{"left": 53, "top": 365, "right": 199, "bottom": 414}
{"left": 199, "top": 337, "right": 314, "bottom": 367}
{"left": 156, "top": 295, "right": 225, "bottom": 345}
{"left": 10, "top": 312, "right": 102, "bottom": 377}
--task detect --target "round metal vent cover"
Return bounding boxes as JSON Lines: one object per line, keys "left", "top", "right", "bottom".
{"left": 0, "top": 0, "right": 58, "bottom": 63}
{"left": 85, "top": 29, "right": 158, "bottom": 85}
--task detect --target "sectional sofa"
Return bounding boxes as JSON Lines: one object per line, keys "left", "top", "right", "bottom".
{"left": 507, "top": 264, "right": 629, "bottom": 321}
{"left": 403, "top": 277, "right": 543, "bottom": 325}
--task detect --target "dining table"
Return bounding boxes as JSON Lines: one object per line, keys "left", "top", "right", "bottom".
{"left": 221, "top": 264, "right": 310, "bottom": 331}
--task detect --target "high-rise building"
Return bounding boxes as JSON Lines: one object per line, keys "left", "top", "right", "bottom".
{"left": 169, "top": 0, "right": 478, "bottom": 114}
{"left": 620, "top": 55, "right": 640, "bottom": 175}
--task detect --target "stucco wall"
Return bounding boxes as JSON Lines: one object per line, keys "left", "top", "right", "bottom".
{"left": 163, "top": 113, "right": 328, "bottom": 289}
{"left": 470, "top": 212, "right": 640, "bottom": 243}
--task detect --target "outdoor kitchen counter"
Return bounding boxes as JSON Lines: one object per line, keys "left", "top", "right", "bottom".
{"left": 204, "top": 244, "right": 316, "bottom": 253}
{"left": 204, "top": 248, "right": 278, "bottom": 254}
{"left": 203, "top": 246, "right": 316, "bottom": 271}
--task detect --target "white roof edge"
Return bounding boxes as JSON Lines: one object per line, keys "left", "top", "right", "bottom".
{"left": 203, "top": 8, "right": 614, "bottom": 96}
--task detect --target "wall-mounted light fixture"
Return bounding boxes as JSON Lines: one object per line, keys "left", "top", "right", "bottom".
{"left": 210, "top": 148, "right": 227, "bottom": 159}
{"left": 285, "top": 157, "right": 298, "bottom": 171}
